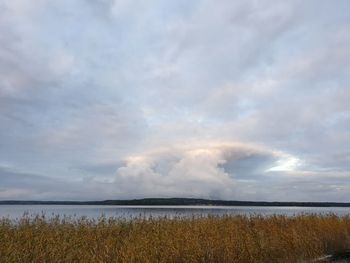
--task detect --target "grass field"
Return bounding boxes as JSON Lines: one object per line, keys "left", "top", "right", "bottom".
{"left": 0, "top": 214, "right": 349, "bottom": 262}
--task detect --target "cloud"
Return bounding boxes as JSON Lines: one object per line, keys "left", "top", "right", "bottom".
{"left": 0, "top": 166, "right": 68, "bottom": 200}
{"left": 0, "top": 0, "right": 350, "bottom": 201}
{"left": 112, "top": 142, "right": 294, "bottom": 199}
{"left": 0, "top": 165, "right": 122, "bottom": 200}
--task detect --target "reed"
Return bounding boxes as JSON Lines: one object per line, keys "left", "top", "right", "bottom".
{"left": 0, "top": 214, "right": 349, "bottom": 262}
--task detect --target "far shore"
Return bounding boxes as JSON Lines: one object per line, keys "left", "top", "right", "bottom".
{"left": 1, "top": 197, "right": 350, "bottom": 207}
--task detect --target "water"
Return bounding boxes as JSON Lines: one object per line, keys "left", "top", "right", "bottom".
{"left": 0, "top": 205, "right": 349, "bottom": 220}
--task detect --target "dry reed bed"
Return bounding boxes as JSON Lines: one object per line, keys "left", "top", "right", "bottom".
{"left": 0, "top": 214, "right": 349, "bottom": 262}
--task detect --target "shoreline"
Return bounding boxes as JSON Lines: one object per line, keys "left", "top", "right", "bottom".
{"left": 2, "top": 198, "right": 350, "bottom": 207}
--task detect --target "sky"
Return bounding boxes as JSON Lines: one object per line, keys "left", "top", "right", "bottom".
{"left": 0, "top": 0, "right": 350, "bottom": 201}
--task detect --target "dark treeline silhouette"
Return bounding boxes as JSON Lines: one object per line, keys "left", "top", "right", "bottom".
{"left": 1, "top": 198, "right": 350, "bottom": 207}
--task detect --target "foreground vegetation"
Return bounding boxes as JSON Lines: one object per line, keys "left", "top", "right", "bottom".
{"left": 0, "top": 214, "right": 349, "bottom": 262}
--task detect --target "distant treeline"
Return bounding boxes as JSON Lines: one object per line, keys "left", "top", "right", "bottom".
{"left": 1, "top": 198, "right": 350, "bottom": 207}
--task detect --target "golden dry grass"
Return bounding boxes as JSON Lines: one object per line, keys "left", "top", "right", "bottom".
{"left": 0, "top": 214, "right": 349, "bottom": 262}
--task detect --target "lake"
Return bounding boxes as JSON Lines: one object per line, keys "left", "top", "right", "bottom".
{"left": 0, "top": 205, "right": 349, "bottom": 220}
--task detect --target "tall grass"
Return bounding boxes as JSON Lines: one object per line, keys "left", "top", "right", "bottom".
{"left": 0, "top": 214, "right": 349, "bottom": 262}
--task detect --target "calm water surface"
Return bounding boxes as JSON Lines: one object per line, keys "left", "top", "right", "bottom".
{"left": 0, "top": 205, "right": 349, "bottom": 220}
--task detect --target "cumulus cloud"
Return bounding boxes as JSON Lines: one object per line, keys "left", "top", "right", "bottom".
{"left": 112, "top": 142, "right": 299, "bottom": 199}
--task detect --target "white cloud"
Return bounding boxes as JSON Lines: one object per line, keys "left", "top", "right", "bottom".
{"left": 112, "top": 142, "right": 294, "bottom": 199}
{"left": 267, "top": 156, "right": 301, "bottom": 172}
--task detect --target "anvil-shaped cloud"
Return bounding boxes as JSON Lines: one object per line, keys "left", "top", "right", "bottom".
{"left": 113, "top": 142, "right": 298, "bottom": 199}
